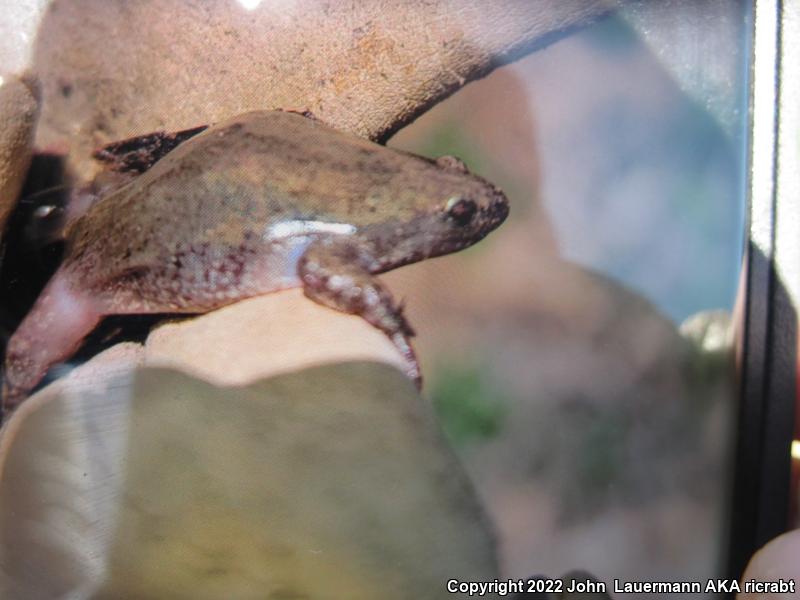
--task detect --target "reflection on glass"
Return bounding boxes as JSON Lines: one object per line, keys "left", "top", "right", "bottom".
{"left": 0, "top": 1, "right": 753, "bottom": 597}
{"left": 389, "top": 4, "right": 749, "bottom": 596}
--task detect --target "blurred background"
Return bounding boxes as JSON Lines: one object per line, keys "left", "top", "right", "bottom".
{"left": 0, "top": 1, "right": 753, "bottom": 597}
{"left": 384, "top": 3, "right": 749, "bottom": 596}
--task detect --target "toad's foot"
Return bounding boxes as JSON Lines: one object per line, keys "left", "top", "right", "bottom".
{"left": 298, "top": 238, "right": 421, "bottom": 388}
{"left": 2, "top": 274, "right": 102, "bottom": 417}
{"left": 92, "top": 124, "right": 208, "bottom": 174}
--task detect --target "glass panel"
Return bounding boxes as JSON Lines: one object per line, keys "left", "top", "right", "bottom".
{"left": 0, "top": 1, "right": 755, "bottom": 597}
{"left": 388, "top": 2, "right": 750, "bottom": 595}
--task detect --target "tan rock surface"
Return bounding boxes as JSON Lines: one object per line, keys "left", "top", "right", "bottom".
{"left": 0, "top": 74, "right": 39, "bottom": 237}
{"left": 31, "top": 0, "right": 618, "bottom": 179}
{"left": 143, "top": 290, "right": 408, "bottom": 388}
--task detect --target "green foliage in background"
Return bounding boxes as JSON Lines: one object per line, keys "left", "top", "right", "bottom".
{"left": 569, "top": 403, "right": 629, "bottom": 496}
{"left": 413, "top": 120, "right": 487, "bottom": 174}
{"left": 430, "top": 359, "right": 508, "bottom": 447}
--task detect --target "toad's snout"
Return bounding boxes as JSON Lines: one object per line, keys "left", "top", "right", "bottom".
{"left": 484, "top": 187, "right": 510, "bottom": 231}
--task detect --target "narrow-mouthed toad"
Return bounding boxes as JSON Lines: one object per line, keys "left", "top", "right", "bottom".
{"left": 3, "top": 110, "right": 508, "bottom": 413}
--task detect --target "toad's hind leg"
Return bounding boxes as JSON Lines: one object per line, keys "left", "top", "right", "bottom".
{"left": 92, "top": 124, "right": 208, "bottom": 174}
{"left": 297, "top": 238, "right": 421, "bottom": 388}
{"left": 2, "top": 272, "right": 103, "bottom": 415}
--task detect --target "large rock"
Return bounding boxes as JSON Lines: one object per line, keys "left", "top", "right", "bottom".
{"left": 0, "top": 75, "right": 39, "bottom": 239}
{"left": 0, "top": 359, "right": 497, "bottom": 599}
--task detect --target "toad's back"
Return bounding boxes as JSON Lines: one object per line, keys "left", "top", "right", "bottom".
{"left": 68, "top": 112, "right": 403, "bottom": 278}
{"left": 3, "top": 110, "right": 509, "bottom": 412}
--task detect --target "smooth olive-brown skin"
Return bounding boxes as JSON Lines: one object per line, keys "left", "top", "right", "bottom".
{"left": 3, "top": 110, "right": 509, "bottom": 412}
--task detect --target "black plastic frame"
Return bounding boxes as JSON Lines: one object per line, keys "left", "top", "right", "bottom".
{"left": 727, "top": 0, "right": 799, "bottom": 584}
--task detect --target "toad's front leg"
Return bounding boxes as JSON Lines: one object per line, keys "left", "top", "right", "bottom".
{"left": 298, "top": 237, "right": 421, "bottom": 388}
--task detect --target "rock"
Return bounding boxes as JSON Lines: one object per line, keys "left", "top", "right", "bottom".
{"left": 0, "top": 360, "right": 497, "bottom": 599}
{"left": 0, "top": 74, "right": 39, "bottom": 239}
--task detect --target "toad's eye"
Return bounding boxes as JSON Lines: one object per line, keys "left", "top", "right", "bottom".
{"left": 445, "top": 197, "right": 477, "bottom": 226}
